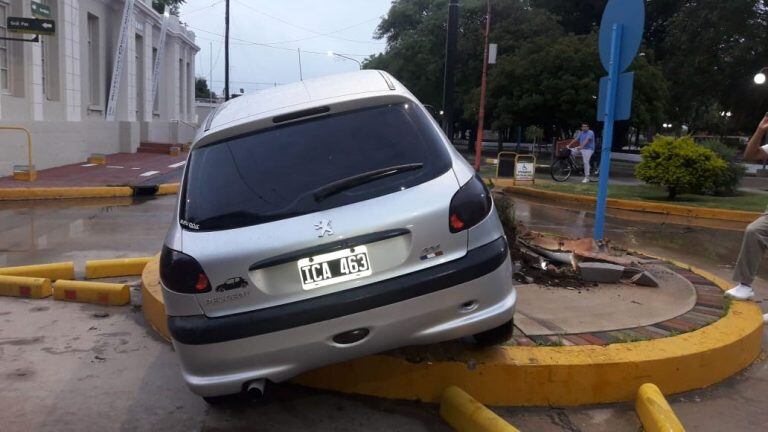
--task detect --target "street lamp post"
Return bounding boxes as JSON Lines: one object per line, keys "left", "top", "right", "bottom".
{"left": 327, "top": 51, "right": 362, "bottom": 70}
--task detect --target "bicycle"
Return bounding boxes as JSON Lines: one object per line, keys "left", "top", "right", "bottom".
{"left": 551, "top": 147, "right": 601, "bottom": 182}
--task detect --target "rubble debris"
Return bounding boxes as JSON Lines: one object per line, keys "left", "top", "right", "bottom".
{"left": 578, "top": 262, "right": 625, "bottom": 283}
{"left": 631, "top": 271, "right": 660, "bottom": 288}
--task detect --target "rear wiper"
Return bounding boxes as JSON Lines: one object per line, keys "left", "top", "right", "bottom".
{"left": 313, "top": 163, "right": 424, "bottom": 202}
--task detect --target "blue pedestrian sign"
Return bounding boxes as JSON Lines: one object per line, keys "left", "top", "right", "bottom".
{"left": 593, "top": 0, "right": 645, "bottom": 241}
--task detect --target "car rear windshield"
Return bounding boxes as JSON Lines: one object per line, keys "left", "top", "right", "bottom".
{"left": 181, "top": 103, "right": 452, "bottom": 231}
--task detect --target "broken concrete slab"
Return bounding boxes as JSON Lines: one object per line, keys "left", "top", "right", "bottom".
{"left": 623, "top": 267, "right": 644, "bottom": 279}
{"left": 579, "top": 262, "right": 625, "bottom": 283}
{"left": 631, "top": 271, "right": 660, "bottom": 287}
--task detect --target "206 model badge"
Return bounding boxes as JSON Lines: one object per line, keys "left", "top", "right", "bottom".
{"left": 314, "top": 219, "right": 333, "bottom": 237}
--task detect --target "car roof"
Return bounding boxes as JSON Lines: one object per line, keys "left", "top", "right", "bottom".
{"left": 202, "top": 70, "right": 407, "bottom": 136}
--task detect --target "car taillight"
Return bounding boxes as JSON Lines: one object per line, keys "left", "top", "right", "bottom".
{"left": 449, "top": 175, "right": 492, "bottom": 233}
{"left": 160, "top": 246, "right": 212, "bottom": 294}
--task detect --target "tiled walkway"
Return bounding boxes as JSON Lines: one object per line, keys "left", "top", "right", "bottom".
{"left": 0, "top": 152, "right": 187, "bottom": 188}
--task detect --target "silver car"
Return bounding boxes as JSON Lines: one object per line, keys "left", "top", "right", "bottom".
{"left": 161, "top": 70, "right": 516, "bottom": 402}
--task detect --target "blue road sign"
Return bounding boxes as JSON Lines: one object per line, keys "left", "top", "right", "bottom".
{"left": 597, "top": 72, "right": 634, "bottom": 121}
{"left": 593, "top": 0, "right": 645, "bottom": 242}
{"left": 599, "top": 0, "right": 645, "bottom": 74}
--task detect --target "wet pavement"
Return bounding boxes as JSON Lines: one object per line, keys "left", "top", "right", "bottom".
{"left": 0, "top": 194, "right": 766, "bottom": 431}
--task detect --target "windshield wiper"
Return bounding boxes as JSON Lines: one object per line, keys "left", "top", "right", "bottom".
{"left": 313, "top": 163, "right": 424, "bottom": 202}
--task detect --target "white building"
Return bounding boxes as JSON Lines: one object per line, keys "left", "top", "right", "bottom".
{"left": 0, "top": 0, "right": 199, "bottom": 175}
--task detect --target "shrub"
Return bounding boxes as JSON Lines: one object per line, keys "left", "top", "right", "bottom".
{"left": 635, "top": 135, "right": 727, "bottom": 199}
{"left": 698, "top": 139, "right": 745, "bottom": 196}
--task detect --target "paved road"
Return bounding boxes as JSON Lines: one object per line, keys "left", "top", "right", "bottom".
{"left": 0, "top": 194, "right": 766, "bottom": 431}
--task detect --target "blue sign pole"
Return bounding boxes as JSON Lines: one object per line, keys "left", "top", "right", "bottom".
{"left": 594, "top": 23, "right": 622, "bottom": 241}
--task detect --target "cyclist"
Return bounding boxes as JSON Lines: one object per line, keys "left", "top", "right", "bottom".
{"left": 569, "top": 122, "right": 596, "bottom": 183}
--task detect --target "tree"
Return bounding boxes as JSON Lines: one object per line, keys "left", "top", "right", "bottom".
{"left": 195, "top": 77, "right": 216, "bottom": 100}
{"left": 152, "top": 0, "right": 185, "bottom": 15}
{"left": 635, "top": 135, "right": 727, "bottom": 199}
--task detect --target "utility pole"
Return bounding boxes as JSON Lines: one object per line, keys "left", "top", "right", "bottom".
{"left": 209, "top": 41, "right": 213, "bottom": 103}
{"left": 298, "top": 48, "right": 304, "bottom": 80}
{"left": 473, "top": 0, "right": 491, "bottom": 170}
{"left": 224, "top": 0, "right": 230, "bottom": 101}
{"left": 441, "top": 0, "right": 459, "bottom": 141}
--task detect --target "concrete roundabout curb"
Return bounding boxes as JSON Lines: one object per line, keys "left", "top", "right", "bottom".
{"left": 502, "top": 184, "right": 761, "bottom": 223}
{"left": 140, "top": 254, "right": 763, "bottom": 407}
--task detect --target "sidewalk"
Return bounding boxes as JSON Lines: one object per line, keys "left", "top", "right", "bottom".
{"left": 0, "top": 152, "right": 186, "bottom": 189}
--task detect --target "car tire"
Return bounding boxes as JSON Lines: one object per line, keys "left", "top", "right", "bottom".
{"left": 473, "top": 318, "right": 514, "bottom": 347}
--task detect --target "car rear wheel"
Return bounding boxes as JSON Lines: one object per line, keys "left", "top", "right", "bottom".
{"left": 473, "top": 318, "right": 514, "bottom": 347}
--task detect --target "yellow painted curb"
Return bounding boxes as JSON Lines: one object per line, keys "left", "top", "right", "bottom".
{"left": 0, "top": 262, "right": 75, "bottom": 281}
{"left": 0, "top": 186, "right": 133, "bottom": 201}
{"left": 157, "top": 183, "right": 180, "bottom": 195}
{"left": 141, "top": 255, "right": 170, "bottom": 342}
{"left": 636, "top": 383, "right": 685, "bottom": 432}
{"left": 440, "top": 386, "right": 520, "bottom": 432}
{"left": 53, "top": 280, "right": 130, "bottom": 306}
{"left": 505, "top": 185, "right": 761, "bottom": 223}
{"left": 85, "top": 257, "right": 154, "bottom": 279}
{"left": 140, "top": 255, "right": 764, "bottom": 406}
{"left": 0, "top": 275, "right": 52, "bottom": 298}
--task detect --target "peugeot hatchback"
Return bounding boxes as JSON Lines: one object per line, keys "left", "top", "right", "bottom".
{"left": 161, "top": 70, "right": 516, "bottom": 402}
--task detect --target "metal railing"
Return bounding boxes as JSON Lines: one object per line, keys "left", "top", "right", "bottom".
{"left": 170, "top": 119, "right": 198, "bottom": 146}
{"left": 0, "top": 126, "right": 34, "bottom": 181}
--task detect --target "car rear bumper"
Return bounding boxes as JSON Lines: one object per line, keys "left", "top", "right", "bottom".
{"left": 169, "top": 237, "right": 515, "bottom": 397}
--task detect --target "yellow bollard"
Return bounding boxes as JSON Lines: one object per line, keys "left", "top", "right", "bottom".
{"left": 440, "top": 386, "right": 520, "bottom": 432}
{"left": 635, "top": 383, "right": 686, "bottom": 432}
{"left": 0, "top": 262, "right": 75, "bottom": 281}
{"left": 53, "top": 280, "right": 130, "bottom": 306}
{"left": 0, "top": 275, "right": 52, "bottom": 298}
{"left": 85, "top": 257, "right": 154, "bottom": 279}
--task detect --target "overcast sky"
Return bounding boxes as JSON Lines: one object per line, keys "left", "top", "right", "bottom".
{"left": 178, "top": 0, "right": 393, "bottom": 96}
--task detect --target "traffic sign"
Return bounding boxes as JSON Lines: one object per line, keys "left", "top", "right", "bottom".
{"left": 593, "top": 0, "right": 645, "bottom": 242}
{"left": 7, "top": 17, "right": 55, "bottom": 35}
{"left": 31, "top": 1, "right": 52, "bottom": 19}
{"left": 598, "top": 0, "right": 644, "bottom": 73}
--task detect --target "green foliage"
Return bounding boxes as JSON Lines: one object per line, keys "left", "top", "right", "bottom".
{"left": 195, "top": 77, "right": 215, "bottom": 99}
{"left": 635, "top": 136, "right": 727, "bottom": 199}
{"left": 152, "top": 0, "right": 185, "bottom": 15}
{"left": 698, "top": 139, "right": 746, "bottom": 196}
{"left": 525, "top": 125, "right": 544, "bottom": 144}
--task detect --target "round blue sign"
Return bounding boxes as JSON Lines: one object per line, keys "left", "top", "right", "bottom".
{"left": 599, "top": 0, "right": 645, "bottom": 73}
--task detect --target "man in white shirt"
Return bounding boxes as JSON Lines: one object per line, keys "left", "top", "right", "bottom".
{"left": 726, "top": 114, "right": 768, "bottom": 323}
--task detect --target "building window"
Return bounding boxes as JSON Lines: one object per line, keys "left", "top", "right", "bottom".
{"left": 178, "top": 58, "right": 183, "bottom": 115}
{"left": 87, "top": 13, "right": 100, "bottom": 107}
{"left": 39, "top": 0, "right": 59, "bottom": 100}
{"left": 152, "top": 47, "right": 159, "bottom": 113}
{"left": 0, "top": 2, "right": 9, "bottom": 92}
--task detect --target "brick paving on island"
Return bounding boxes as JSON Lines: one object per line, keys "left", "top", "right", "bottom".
{"left": 512, "top": 258, "right": 727, "bottom": 347}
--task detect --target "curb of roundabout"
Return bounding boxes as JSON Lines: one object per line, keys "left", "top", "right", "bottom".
{"left": 141, "top": 252, "right": 764, "bottom": 407}
{"left": 0, "top": 183, "right": 180, "bottom": 201}
{"left": 501, "top": 183, "right": 761, "bottom": 223}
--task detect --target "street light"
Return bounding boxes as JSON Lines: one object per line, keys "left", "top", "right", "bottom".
{"left": 754, "top": 68, "right": 767, "bottom": 85}
{"left": 326, "top": 51, "right": 362, "bottom": 70}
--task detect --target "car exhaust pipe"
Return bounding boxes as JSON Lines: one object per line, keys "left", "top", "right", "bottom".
{"left": 245, "top": 379, "right": 266, "bottom": 399}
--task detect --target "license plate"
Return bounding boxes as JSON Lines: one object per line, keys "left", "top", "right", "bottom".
{"left": 298, "top": 246, "right": 372, "bottom": 290}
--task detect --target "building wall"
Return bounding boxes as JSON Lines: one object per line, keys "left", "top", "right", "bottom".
{"left": 0, "top": 0, "right": 198, "bottom": 175}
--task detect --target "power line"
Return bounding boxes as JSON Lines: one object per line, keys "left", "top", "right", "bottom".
{"left": 188, "top": 26, "right": 375, "bottom": 58}
{"left": 231, "top": 0, "right": 385, "bottom": 45}
{"left": 181, "top": 0, "right": 224, "bottom": 16}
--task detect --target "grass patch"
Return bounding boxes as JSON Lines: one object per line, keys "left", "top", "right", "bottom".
{"left": 529, "top": 182, "right": 767, "bottom": 213}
